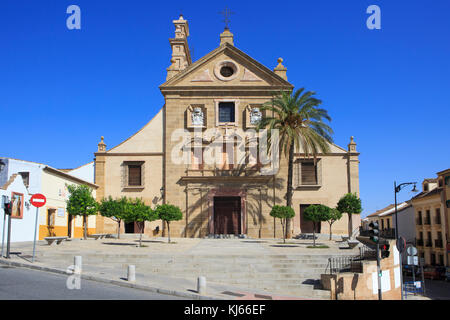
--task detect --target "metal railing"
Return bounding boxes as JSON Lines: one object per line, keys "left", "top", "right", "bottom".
{"left": 425, "top": 240, "right": 432, "bottom": 247}
{"left": 326, "top": 256, "right": 363, "bottom": 274}
{"left": 416, "top": 218, "right": 422, "bottom": 225}
{"left": 416, "top": 239, "right": 424, "bottom": 246}
{"left": 435, "top": 217, "right": 441, "bottom": 225}
{"left": 424, "top": 218, "right": 431, "bottom": 225}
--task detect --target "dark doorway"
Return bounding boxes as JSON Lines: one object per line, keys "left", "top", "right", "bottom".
{"left": 214, "top": 197, "right": 241, "bottom": 235}
{"left": 125, "top": 221, "right": 144, "bottom": 233}
{"left": 67, "top": 214, "right": 74, "bottom": 238}
{"left": 299, "top": 204, "right": 321, "bottom": 233}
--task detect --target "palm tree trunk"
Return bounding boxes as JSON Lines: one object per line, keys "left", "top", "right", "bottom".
{"left": 286, "top": 143, "right": 295, "bottom": 239}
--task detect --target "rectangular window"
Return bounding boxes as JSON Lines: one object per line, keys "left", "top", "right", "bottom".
{"left": 301, "top": 162, "right": 317, "bottom": 185}
{"left": 218, "top": 102, "right": 235, "bottom": 123}
{"left": 128, "top": 165, "right": 142, "bottom": 186}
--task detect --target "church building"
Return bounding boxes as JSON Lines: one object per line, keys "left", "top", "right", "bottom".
{"left": 94, "top": 15, "right": 360, "bottom": 239}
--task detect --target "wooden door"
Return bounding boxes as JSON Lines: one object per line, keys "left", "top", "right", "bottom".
{"left": 214, "top": 197, "right": 241, "bottom": 235}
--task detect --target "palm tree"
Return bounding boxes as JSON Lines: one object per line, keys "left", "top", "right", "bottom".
{"left": 258, "top": 88, "right": 333, "bottom": 239}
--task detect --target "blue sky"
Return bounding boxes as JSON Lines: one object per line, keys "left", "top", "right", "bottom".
{"left": 1, "top": 0, "right": 449, "bottom": 217}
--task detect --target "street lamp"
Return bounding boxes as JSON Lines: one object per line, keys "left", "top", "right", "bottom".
{"left": 394, "top": 181, "right": 418, "bottom": 300}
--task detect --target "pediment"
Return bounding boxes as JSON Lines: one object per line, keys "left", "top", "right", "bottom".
{"left": 160, "top": 43, "right": 293, "bottom": 90}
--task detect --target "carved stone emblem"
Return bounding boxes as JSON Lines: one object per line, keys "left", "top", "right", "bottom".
{"left": 192, "top": 107, "right": 204, "bottom": 126}
{"left": 250, "top": 107, "right": 262, "bottom": 125}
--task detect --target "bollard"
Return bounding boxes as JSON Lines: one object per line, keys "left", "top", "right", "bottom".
{"left": 197, "top": 276, "right": 206, "bottom": 295}
{"left": 127, "top": 265, "right": 136, "bottom": 282}
{"left": 74, "top": 256, "right": 82, "bottom": 274}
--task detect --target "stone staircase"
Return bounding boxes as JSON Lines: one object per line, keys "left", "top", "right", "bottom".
{"left": 34, "top": 251, "right": 333, "bottom": 299}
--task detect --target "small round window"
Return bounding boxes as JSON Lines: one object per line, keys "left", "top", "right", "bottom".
{"left": 220, "top": 66, "right": 234, "bottom": 77}
{"left": 214, "top": 60, "right": 239, "bottom": 81}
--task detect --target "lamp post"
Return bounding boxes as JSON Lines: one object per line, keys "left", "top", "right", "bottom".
{"left": 394, "top": 181, "right": 418, "bottom": 300}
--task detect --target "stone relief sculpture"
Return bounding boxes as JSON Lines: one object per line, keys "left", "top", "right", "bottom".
{"left": 250, "top": 107, "right": 262, "bottom": 125}
{"left": 191, "top": 107, "right": 204, "bottom": 126}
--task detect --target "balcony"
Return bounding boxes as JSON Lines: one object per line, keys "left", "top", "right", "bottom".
{"left": 435, "top": 217, "right": 441, "bottom": 225}
{"left": 425, "top": 240, "right": 433, "bottom": 247}
{"left": 416, "top": 239, "right": 424, "bottom": 247}
{"left": 416, "top": 218, "right": 422, "bottom": 225}
{"left": 424, "top": 218, "right": 431, "bottom": 225}
{"left": 435, "top": 239, "right": 443, "bottom": 248}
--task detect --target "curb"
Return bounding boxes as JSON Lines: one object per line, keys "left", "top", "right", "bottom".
{"left": 0, "top": 258, "right": 223, "bottom": 300}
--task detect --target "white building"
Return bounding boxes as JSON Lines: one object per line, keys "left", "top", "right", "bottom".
{"left": 0, "top": 158, "right": 97, "bottom": 242}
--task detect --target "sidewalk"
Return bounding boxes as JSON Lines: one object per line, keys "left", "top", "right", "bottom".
{"left": 0, "top": 237, "right": 345, "bottom": 300}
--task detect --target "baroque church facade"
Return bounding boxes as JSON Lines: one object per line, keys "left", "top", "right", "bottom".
{"left": 94, "top": 15, "right": 360, "bottom": 239}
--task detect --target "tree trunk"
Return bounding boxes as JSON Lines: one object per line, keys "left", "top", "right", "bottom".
{"left": 167, "top": 222, "right": 171, "bottom": 243}
{"left": 281, "top": 218, "right": 285, "bottom": 244}
{"left": 348, "top": 213, "right": 353, "bottom": 238}
{"left": 139, "top": 223, "right": 143, "bottom": 247}
{"left": 117, "top": 220, "right": 121, "bottom": 239}
{"left": 313, "top": 222, "right": 316, "bottom": 247}
{"left": 286, "top": 143, "right": 295, "bottom": 239}
{"left": 83, "top": 215, "right": 87, "bottom": 240}
{"left": 329, "top": 222, "right": 333, "bottom": 240}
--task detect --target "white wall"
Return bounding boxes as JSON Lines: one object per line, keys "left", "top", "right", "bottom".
{"left": 6, "top": 159, "right": 43, "bottom": 195}
{"left": 0, "top": 175, "right": 36, "bottom": 242}
{"left": 68, "top": 162, "right": 94, "bottom": 183}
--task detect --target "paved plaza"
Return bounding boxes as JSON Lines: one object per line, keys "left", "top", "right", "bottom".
{"left": 0, "top": 236, "right": 359, "bottom": 300}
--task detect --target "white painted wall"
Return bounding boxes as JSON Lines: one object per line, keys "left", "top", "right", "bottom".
{"left": 6, "top": 159, "right": 44, "bottom": 195}
{"left": 68, "top": 162, "right": 94, "bottom": 183}
{"left": 0, "top": 175, "right": 36, "bottom": 242}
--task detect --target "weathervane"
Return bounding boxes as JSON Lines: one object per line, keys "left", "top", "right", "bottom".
{"left": 219, "top": 7, "right": 235, "bottom": 30}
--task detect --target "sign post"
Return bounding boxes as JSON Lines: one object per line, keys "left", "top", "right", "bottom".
{"left": 1, "top": 196, "right": 8, "bottom": 258}
{"left": 30, "top": 194, "right": 46, "bottom": 263}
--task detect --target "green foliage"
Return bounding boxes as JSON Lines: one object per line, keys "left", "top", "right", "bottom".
{"left": 154, "top": 204, "right": 182, "bottom": 243}
{"left": 336, "top": 193, "right": 362, "bottom": 215}
{"left": 270, "top": 205, "right": 295, "bottom": 243}
{"left": 329, "top": 208, "right": 343, "bottom": 223}
{"left": 155, "top": 204, "right": 183, "bottom": 223}
{"left": 257, "top": 88, "right": 333, "bottom": 160}
{"left": 126, "top": 198, "right": 158, "bottom": 223}
{"left": 99, "top": 196, "right": 127, "bottom": 222}
{"left": 66, "top": 184, "right": 98, "bottom": 217}
{"left": 269, "top": 205, "right": 295, "bottom": 219}
{"left": 303, "top": 204, "right": 331, "bottom": 222}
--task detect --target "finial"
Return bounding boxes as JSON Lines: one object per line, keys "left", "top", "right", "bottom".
{"left": 179, "top": 13, "right": 184, "bottom": 20}
{"left": 278, "top": 57, "right": 283, "bottom": 64}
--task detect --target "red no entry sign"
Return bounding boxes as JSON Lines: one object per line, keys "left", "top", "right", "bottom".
{"left": 30, "top": 194, "right": 46, "bottom": 208}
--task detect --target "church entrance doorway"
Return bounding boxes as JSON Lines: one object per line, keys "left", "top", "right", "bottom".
{"left": 214, "top": 196, "right": 241, "bottom": 235}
